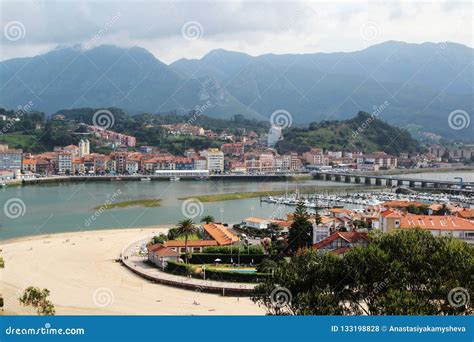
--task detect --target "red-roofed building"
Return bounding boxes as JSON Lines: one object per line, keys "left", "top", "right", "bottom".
{"left": 147, "top": 243, "right": 181, "bottom": 268}
{"left": 455, "top": 209, "right": 474, "bottom": 221}
{"left": 164, "top": 240, "right": 218, "bottom": 253}
{"left": 313, "top": 231, "right": 370, "bottom": 255}
{"left": 378, "top": 210, "right": 474, "bottom": 243}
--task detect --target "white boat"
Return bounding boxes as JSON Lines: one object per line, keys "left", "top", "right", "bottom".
{"left": 170, "top": 176, "right": 180, "bottom": 181}
{"left": 140, "top": 177, "right": 151, "bottom": 181}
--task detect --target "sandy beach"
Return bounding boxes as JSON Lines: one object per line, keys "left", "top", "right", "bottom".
{"left": 0, "top": 228, "right": 264, "bottom": 315}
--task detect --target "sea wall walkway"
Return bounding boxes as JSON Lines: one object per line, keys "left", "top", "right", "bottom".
{"left": 120, "top": 238, "right": 256, "bottom": 296}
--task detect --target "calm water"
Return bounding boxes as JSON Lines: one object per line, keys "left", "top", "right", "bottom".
{"left": 397, "top": 171, "right": 474, "bottom": 183}
{"left": 1, "top": 171, "right": 472, "bottom": 240}
{"left": 0, "top": 179, "right": 345, "bottom": 240}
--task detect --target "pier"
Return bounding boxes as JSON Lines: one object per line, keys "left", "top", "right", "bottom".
{"left": 311, "top": 171, "right": 474, "bottom": 194}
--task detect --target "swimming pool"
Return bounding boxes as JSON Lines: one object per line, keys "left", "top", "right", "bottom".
{"left": 222, "top": 269, "right": 257, "bottom": 274}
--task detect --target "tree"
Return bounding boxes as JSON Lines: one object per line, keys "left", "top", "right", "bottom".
{"left": 19, "top": 287, "right": 55, "bottom": 315}
{"left": 151, "top": 233, "right": 167, "bottom": 244}
{"left": 287, "top": 199, "right": 313, "bottom": 253}
{"left": 253, "top": 229, "right": 473, "bottom": 315}
{"left": 201, "top": 215, "right": 215, "bottom": 224}
{"left": 176, "top": 218, "right": 197, "bottom": 264}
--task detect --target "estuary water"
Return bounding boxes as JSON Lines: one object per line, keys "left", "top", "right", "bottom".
{"left": 1, "top": 171, "right": 472, "bottom": 240}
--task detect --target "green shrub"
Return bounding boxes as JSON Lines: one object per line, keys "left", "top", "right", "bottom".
{"left": 187, "top": 253, "right": 265, "bottom": 265}
{"left": 163, "top": 261, "right": 269, "bottom": 283}
{"left": 151, "top": 233, "right": 168, "bottom": 244}
{"left": 165, "top": 261, "right": 194, "bottom": 275}
{"left": 202, "top": 245, "right": 264, "bottom": 255}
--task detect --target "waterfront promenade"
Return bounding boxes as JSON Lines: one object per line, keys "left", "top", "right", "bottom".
{"left": 121, "top": 238, "right": 256, "bottom": 296}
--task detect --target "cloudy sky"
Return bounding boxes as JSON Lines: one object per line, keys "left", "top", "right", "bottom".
{"left": 1, "top": 0, "right": 472, "bottom": 63}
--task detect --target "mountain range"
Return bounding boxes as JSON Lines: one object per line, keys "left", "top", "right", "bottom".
{"left": 0, "top": 41, "right": 472, "bottom": 141}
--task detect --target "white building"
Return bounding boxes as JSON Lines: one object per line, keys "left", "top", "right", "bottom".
{"left": 267, "top": 125, "right": 282, "bottom": 147}
{"left": 194, "top": 157, "right": 207, "bottom": 170}
{"left": 79, "top": 139, "right": 90, "bottom": 157}
{"left": 58, "top": 153, "right": 72, "bottom": 174}
{"left": 243, "top": 217, "right": 270, "bottom": 229}
{"left": 206, "top": 149, "right": 224, "bottom": 172}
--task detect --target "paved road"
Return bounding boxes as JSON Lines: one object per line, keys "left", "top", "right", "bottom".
{"left": 121, "top": 238, "right": 256, "bottom": 295}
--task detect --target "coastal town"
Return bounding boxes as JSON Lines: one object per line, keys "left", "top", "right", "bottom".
{"left": 1, "top": 121, "right": 473, "bottom": 182}
{"left": 1, "top": 2, "right": 473, "bottom": 339}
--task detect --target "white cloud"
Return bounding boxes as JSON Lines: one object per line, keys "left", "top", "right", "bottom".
{"left": 0, "top": 0, "right": 472, "bottom": 63}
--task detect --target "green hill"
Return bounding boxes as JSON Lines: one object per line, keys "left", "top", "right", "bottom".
{"left": 279, "top": 112, "right": 421, "bottom": 155}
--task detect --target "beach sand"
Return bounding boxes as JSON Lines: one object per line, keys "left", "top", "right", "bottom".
{"left": 0, "top": 228, "right": 265, "bottom": 315}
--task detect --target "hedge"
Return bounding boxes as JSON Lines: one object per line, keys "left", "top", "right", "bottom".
{"left": 164, "top": 261, "right": 269, "bottom": 283}
{"left": 186, "top": 253, "right": 265, "bottom": 265}
{"left": 202, "top": 245, "right": 264, "bottom": 255}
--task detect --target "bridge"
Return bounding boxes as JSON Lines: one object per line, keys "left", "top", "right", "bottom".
{"left": 311, "top": 171, "right": 474, "bottom": 193}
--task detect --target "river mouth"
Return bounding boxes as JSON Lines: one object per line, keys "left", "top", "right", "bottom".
{"left": 1, "top": 171, "right": 472, "bottom": 241}
{"left": 0, "top": 179, "right": 349, "bottom": 240}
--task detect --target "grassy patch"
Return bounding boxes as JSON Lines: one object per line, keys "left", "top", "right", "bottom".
{"left": 94, "top": 198, "right": 161, "bottom": 210}
{"left": 178, "top": 185, "right": 384, "bottom": 203}
{"left": 174, "top": 233, "right": 201, "bottom": 241}
{"left": 0, "top": 133, "right": 38, "bottom": 150}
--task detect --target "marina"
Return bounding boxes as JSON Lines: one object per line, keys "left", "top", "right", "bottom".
{"left": 262, "top": 189, "right": 474, "bottom": 209}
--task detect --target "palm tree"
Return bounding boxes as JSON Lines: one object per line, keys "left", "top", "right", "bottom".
{"left": 200, "top": 215, "right": 215, "bottom": 224}
{"left": 176, "top": 218, "right": 197, "bottom": 263}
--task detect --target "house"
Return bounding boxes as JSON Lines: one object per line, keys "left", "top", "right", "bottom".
{"left": 0, "top": 144, "right": 23, "bottom": 171}
{"left": 455, "top": 208, "right": 474, "bottom": 221}
{"left": 147, "top": 243, "right": 181, "bottom": 268}
{"left": 382, "top": 200, "right": 427, "bottom": 211}
{"left": 164, "top": 240, "right": 218, "bottom": 253}
{"left": 243, "top": 217, "right": 270, "bottom": 229}
{"left": 378, "top": 209, "right": 474, "bottom": 243}
{"left": 164, "top": 223, "right": 239, "bottom": 253}
{"left": 202, "top": 223, "right": 239, "bottom": 245}
{"left": 313, "top": 231, "right": 370, "bottom": 255}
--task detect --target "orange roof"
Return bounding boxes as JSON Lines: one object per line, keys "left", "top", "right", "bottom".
{"left": 64, "top": 144, "right": 78, "bottom": 149}
{"left": 164, "top": 240, "right": 218, "bottom": 248}
{"left": 22, "top": 159, "right": 37, "bottom": 165}
{"left": 244, "top": 217, "right": 268, "bottom": 223}
{"left": 457, "top": 209, "right": 474, "bottom": 219}
{"left": 380, "top": 209, "right": 403, "bottom": 218}
{"left": 270, "top": 219, "right": 293, "bottom": 227}
{"left": 329, "top": 208, "right": 353, "bottom": 214}
{"left": 147, "top": 243, "right": 181, "bottom": 257}
{"left": 399, "top": 214, "right": 474, "bottom": 231}
{"left": 383, "top": 200, "right": 426, "bottom": 208}
{"left": 203, "top": 223, "right": 239, "bottom": 245}
{"left": 313, "top": 231, "right": 369, "bottom": 250}
{"left": 429, "top": 204, "right": 443, "bottom": 211}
